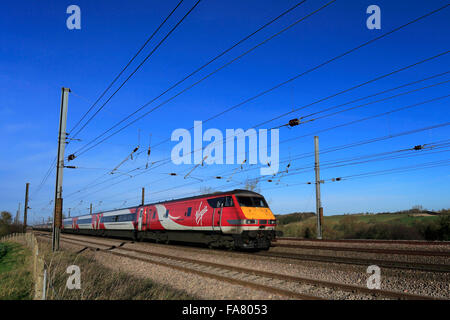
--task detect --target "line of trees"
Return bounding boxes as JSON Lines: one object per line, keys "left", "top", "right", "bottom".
{"left": 0, "top": 211, "right": 24, "bottom": 237}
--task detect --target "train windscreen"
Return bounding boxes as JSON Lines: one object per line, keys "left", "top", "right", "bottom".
{"left": 236, "top": 196, "right": 268, "bottom": 208}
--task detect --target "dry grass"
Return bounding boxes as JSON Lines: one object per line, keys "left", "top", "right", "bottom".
{"left": 38, "top": 241, "right": 194, "bottom": 300}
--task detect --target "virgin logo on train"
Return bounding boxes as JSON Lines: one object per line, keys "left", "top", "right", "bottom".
{"left": 195, "top": 201, "right": 208, "bottom": 225}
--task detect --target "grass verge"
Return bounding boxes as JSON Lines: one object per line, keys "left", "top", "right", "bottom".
{"left": 0, "top": 242, "right": 33, "bottom": 300}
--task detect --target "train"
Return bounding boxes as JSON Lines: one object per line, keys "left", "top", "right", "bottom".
{"left": 33, "top": 189, "right": 278, "bottom": 250}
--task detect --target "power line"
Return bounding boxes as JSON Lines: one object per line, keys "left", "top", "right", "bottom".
{"left": 67, "top": 0, "right": 336, "bottom": 158}
{"left": 188, "top": 4, "right": 450, "bottom": 135}
{"left": 121, "top": 89, "right": 450, "bottom": 179}
{"left": 33, "top": 157, "right": 57, "bottom": 197}
{"left": 213, "top": 125, "right": 450, "bottom": 177}
{"left": 272, "top": 70, "right": 450, "bottom": 129}
{"left": 64, "top": 121, "right": 450, "bottom": 207}
{"left": 280, "top": 94, "right": 450, "bottom": 145}
{"left": 62, "top": 56, "right": 449, "bottom": 203}
{"left": 70, "top": 0, "right": 202, "bottom": 139}
{"left": 177, "top": 51, "right": 449, "bottom": 163}
{"left": 60, "top": 4, "right": 449, "bottom": 203}
{"left": 100, "top": 25, "right": 450, "bottom": 162}
{"left": 68, "top": 0, "right": 185, "bottom": 135}
{"left": 300, "top": 79, "right": 450, "bottom": 123}
{"left": 67, "top": 93, "right": 450, "bottom": 204}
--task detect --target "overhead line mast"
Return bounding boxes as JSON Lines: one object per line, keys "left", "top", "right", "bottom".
{"left": 52, "top": 87, "right": 70, "bottom": 252}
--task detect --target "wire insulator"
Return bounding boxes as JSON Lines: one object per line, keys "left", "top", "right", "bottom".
{"left": 288, "top": 118, "right": 300, "bottom": 127}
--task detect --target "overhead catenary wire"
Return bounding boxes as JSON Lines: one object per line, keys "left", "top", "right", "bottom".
{"left": 59, "top": 59, "right": 449, "bottom": 206}
{"left": 68, "top": 0, "right": 184, "bottom": 135}
{"left": 141, "top": 53, "right": 449, "bottom": 166}
{"left": 76, "top": 34, "right": 448, "bottom": 164}
{"left": 143, "top": 158, "right": 450, "bottom": 205}
{"left": 279, "top": 94, "right": 450, "bottom": 146}
{"left": 277, "top": 78, "right": 450, "bottom": 128}
{"left": 55, "top": 4, "right": 450, "bottom": 210}
{"left": 272, "top": 71, "right": 450, "bottom": 129}
{"left": 29, "top": 5, "right": 450, "bottom": 222}
{"left": 72, "top": 39, "right": 449, "bottom": 164}
{"left": 63, "top": 122, "right": 450, "bottom": 208}
{"left": 68, "top": 0, "right": 335, "bottom": 159}
{"left": 63, "top": 115, "right": 450, "bottom": 204}
{"left": 69, "top": 0, "right": 202, "bottom": 140}
{"left": 33, "top": 157, "right": 57, "bottom": 197}
{"left": 117, "top": 90, "right": 450, "bottom": 179}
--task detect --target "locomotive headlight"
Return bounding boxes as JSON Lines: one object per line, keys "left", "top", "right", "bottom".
{"left": 245, "top": 219, "right": 257, "bottom": 224}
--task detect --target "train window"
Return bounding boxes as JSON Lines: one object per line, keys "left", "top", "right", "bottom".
{"left": 236, "top": 196, "right": 253, "bottom": 207}
{"left": 224, "top": 196, "right": 234, "bottom": 207}
{"left": 165, "top": 210, "right": 169, "bottom": 218}
{"left": 186, "top": 207, "right": 192, "bottom": 217}
{"left": 207, "top": 197, "right": 221, "bottom": 208}
{"left": 207, "top": 196, "right": 234, "bottom": 208}
{"left": 236, "top": 196, "right": 268, "bottom": 208}
{"left": 152, "top": 211, "right": 156, "bottom": 219}
{"left": 253, "top": 197, "right": 268, "bottom": 207}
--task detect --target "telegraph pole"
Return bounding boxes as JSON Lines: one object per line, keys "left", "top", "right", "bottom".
{"left": 52, "top": 87, "right": 70, "bottom": 251}
{"left": 24, "top": 183, "right": 29, "bottom": 232}
{"left": 141, "top": 187, "right": 145, "bottom": 206}
{"left": 314, "top": 136, "right": 323, "bottom": 240}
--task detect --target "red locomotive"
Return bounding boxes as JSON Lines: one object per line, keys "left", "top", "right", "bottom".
{"left": 35, "top": 189, "right": 277, "bottom": 250}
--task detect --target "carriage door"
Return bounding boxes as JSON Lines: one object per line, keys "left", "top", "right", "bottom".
{"left": 218, "top": 201, "right": 224, "bottom": 231}
{"left": 212, "top": 198, "right": 224, "bottom": 232}
{"left": 138, "top": 208, "right": 144, "bottom": 231}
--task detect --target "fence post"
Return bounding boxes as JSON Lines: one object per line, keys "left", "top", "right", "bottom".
{"left": 42, "top": 269, "right": 47, "bottom": 300}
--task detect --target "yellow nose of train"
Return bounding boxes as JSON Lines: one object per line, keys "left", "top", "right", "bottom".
{"left": 240, "top": 207, "right": 275, "bottom": 220}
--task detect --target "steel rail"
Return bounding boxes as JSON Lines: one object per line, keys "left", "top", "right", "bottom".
{"left": 35, "top": 233, "right": 321, "bottom": 300}
{"left": 35, "top": 232, "right": 440, "bottom": 300}
{"left": 272, "top": 243, "right": 450, "bottom": 257}
{"left": 256, "top": 251, "right": 450, "bottom": 273}
{"left": 278, "top": 237, "right": 450, "bottom": 246}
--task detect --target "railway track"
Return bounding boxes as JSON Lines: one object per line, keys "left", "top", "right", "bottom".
{"left": 34, "top": 232, "right": 440, "bottom": 300}
{"left": 278, "top": 237, "right": 450, "bottom": 246}
{"left": 273, "top": 243, "right": 450, "bottom": 257}
{"left": 256, "top": 251, "right": 450, "bottom": 273}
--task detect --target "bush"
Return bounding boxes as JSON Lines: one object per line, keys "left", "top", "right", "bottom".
{"left": 419, "top": 214, "right": 450, "bottom": 240}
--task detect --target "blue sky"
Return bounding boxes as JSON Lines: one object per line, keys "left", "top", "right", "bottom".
{"left": 1, "top": 0, "right": 449, "bottom": 223}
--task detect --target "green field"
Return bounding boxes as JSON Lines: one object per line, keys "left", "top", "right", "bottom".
{"left": 276, "top": 212, "right": 450, "bottom": 240}
{"left": 0, "top": 242, "right": 33, "bottom": 300}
